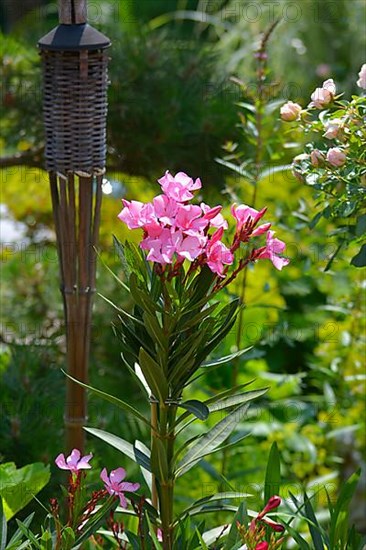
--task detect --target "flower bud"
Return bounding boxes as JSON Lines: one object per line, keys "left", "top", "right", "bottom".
{"left": 255, "top": 543, "right": 269, "bottom": 550}
{"left": 357, "top": 64, "right": 366, "bottom": 90}
{"left": 310, "top": 149, "right": 325, "bottom": 167}
{"left": 310, "top": 79, "right": 336, "bottom": 108}
{"left": 323, "top": 118, "right": 342, "bottom": 139}
{"left": 326, "top": 147, "right": 346, "bottom": 167}
{"left": 280, "top": 101, "right": 302, "bottom": 121}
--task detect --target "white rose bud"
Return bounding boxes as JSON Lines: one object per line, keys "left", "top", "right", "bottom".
{"left": 357, "top": 64, "right": 366, "bottom": 90}
{"left": 280, "top": 101, "right": 302, "bottom": 121}
{"left": 326, "top": 147, "right": 347, "bottom": 167}
{"left": 310, "top": 78, "right": 336, "bottom": 108}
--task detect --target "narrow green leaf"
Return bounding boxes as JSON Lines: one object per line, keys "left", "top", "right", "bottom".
{"left": 215, "top": 158, "right": 252, "bottom": 179}
{"left": 330, "top": 469, "right": 361, "bottom": 548}
{"left": 207, "top": 388, "right": 268, "bottom": 412}
{"left": 64, "top": 372, "right": 151, "bottom": 428}
{"left": 202, "top": 347, "right": 253, "bottom": 368}
{"left": 0, "top": 498, "right": 7, "bottom": 550}
{"left": 15, "top": 521, "right": 41, "bottom": 549}
{"left": 180, "top": 493, "right": 251, "bottom": 522}
{"left": 303, "top": 493, "right": 324, "bottom": 550}
{"left": 145, "top": 513, "right": 163, "bottom": 549}
{"left": 7, "top": 513, "right": 34, "bottom": 548}
{"left": 179, "top": 400, "right": 210, "bottom": 421}
{"left": 176, "top": 403, "right": 249, "bottom": 477}
{"left": 143, "top": 312, "right": 168, "bottom": 352}
{"left": 74, "top": 497, "right": 117, "bottom": 546}
{"left": 139, "top": 348, "right": 168, "bottom": 402}
{"left": 84, "top": 427, "right": 151, "bottom": 471}
{"left": 264, "top": 442, "right": 281, "bottom": 504}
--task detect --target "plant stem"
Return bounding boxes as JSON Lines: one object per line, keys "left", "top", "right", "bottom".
{"left": 151, "top": 400, "right": 159, "bottom": 511}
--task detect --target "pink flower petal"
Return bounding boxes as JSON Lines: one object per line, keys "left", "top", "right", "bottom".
{"left": 110, "top": 468, "right": 126, "bottom": 484}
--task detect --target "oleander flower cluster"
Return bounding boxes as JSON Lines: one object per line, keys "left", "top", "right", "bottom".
{"left": 118, "top": 171, "right": 289, "bottom": 277}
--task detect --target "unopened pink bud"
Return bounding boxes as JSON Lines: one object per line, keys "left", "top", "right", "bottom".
{"left": 255, "top": 542, "right": 269, "bottom": 550}
{"left": 326, "top": 147, "right": 347, "bottom": 167}
{"left": 310, "top": 150, "right": 324, "bottom": 167}
{"left": 280, "top": 101, "right": 302, "bottom": 121}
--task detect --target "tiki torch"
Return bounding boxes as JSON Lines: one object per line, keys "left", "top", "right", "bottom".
{"left": 38, "top": 0, "right": 111, "bottom": 452}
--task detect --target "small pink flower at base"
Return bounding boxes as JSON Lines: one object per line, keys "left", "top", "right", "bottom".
{"left": 326, "top": 147, "right": 347, "bottom": 167}
{"left": 100, "top": 467, "right": 140, "bottom": 509}
{"left": 357, "top": 63, "right": 366, "bottom": 90}
{"left": 55, "top": 449, "right": 93, "bottom": 473}
{"left": 206, "top": 228, "right": 234, "bottom": 277}
{"left": 310, "top": 149, "right": 324, "bottom": 167}
{"left": 257, "top": 231, "right": 290, "bottom": 271}
{"left": 280, "top": 101, "right": 302, "bottom": 122}
{"left": 158, "top": 171, "right": 201, "bottom": 202}
{"left": 255, "top": 543, "right": 269, "bottom": 550}
{"left": 309, "top": 78, "right": 336, "bottom": 108}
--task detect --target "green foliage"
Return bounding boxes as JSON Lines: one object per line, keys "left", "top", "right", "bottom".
{"left": 0, "top": 462, "right": 49, "bottom": 520}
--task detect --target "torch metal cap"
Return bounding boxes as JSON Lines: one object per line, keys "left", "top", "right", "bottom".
{"left": 38, "top": 23, "right": 111, "bottom": 51}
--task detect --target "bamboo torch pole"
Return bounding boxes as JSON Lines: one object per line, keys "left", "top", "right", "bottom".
{"left": 39, "top": 0, "right": 110, "bottom": 452}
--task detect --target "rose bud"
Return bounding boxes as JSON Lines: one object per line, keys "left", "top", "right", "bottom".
{"left": 310, "top": 78, "right": 336, "bottom": 108}
{"left": 323, "top": 118, "right": 342, "bottom": 139}
{"left": 310, "top": 149, "right": 325, "bottom": 167}
{"left": 326, "top": 147, "right": 347, "bottom": 167}
{"left": 280, "top": 101, "right": 302, "bottom": 121}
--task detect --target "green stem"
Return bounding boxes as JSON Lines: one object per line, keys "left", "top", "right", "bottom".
{"left": 153, "top": 403, "right": 177, "bottom": 550}
{"left": 151, "top": 400, "right": 159, "bottom": 512}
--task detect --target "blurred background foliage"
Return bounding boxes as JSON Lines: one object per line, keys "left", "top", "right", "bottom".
{"left": 1, "top": 0, "right": 365, "bottom": 542}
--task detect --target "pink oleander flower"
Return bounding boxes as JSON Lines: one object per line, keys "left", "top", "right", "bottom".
{"left": 309, "top": 78, "right": 336, "bottom": 108}
{"left": 257, "top": 231, "right": 290, "bottom": 270}
{"left": 280, "top": 101, "right": 302, "bottom": 121}
{"left": 310, "top": 149, "right": 324, "bottom": 167}
{"left": 231, "top": 204, "right": 266, "bottom": 231}
{"left": 153, "top": 194, "right": 178, "bottom": 226}
{"left": 100, "top": 467, "right": 140, "bottom": 508}
{"left": 172, "top": 230, "right": 207, "bottom": 262}
{"left": 357, "top": 63, "right": 366, "bottom": 89}
{"left": 326, "top": 147, "right": 347, "bottom": 167}
{"left": 323, "top": 118, "right": 343, "bottom": 139}
{"left": 158, "top": 170, "right": 201, "bottom": 202}
{"left": 141, "top": 228, "right": 176, "bottom": 264}
{"left": 175, "top": 204, "right": 207, "bottom": 233}
{"left": 55, "top": 449, "right": 93, "bottom": 472}
{"left": 201, "top": 203, "right": 228, "bottom": 229}
{"left": 118, "top": 200, "right": 154, "bottom": 230}
{"left": 205, "top": 228, "right": 234, "bottom": 277}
